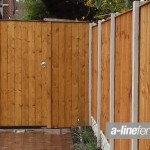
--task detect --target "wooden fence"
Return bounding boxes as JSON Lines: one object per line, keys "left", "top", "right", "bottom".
{"left": 0, "top": 2, "right": 150, "bottom": 150}
{"left": 115, "top": 11, "right": 132, "bottom": 150}
{"left": 51, "top": 22, "right": 89, "bottom": 128}
{"left": 0, "top": 21, "right": 89, "bottom": 128}
{"left": 139, "top": 2, "right": 150, "bottom": 150}
{"left": 90, "top": 1, "right": 150, "bottom": 150}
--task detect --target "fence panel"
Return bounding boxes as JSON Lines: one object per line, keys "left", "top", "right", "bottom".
{"left": 101, "top": 20, "right": 110, "bottom": 135}
{"left": 51, "top": 22, "right": 89, "bottom": 128}
{"left": 139, "top": 3, "right": 150, "bottom": 150}
{"left": 0, "top": 21, "right": 8, "bottom": 126}
{"left": 0, "top": 21, "right": 52, "bottom": 127}
{"left": 115, "top": 11, "right": 132, "bottom": 150}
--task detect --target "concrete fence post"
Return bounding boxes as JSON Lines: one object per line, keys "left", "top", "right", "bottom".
{"left": 110, "top": 13, "right": 116, "bottom": 150}
{"left": 132, "top": 1, "right": 140, "bottom": 150}
{"left": 97, "top": 20, "right": 102, "bottom": 147}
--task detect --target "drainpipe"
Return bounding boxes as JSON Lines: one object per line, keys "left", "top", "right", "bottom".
{"left": 13, "top": 0, "right": 16, "bottom": 15}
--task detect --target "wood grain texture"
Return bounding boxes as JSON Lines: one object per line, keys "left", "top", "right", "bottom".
{"left": 64, "top": 23, "right": 72, "bottom": 127}
{"left": 0, "top": 23, "right": 1, "bottom": 125}
{"left": 28, "top": 22, "right": 36, "bottom": 126}
{"left": 7, "top": 21, "right": 15, "bottom": 126}
{"left": 0, "top": 21, "right": 89, "bottom": 128}
{"left": 51, "top": 23, "right": 59, "bottom": 128}
{"left": 0, "top": 22, "right": 8, "bottom": 126}
{"left": 115, "top": 12, "right": 132, "bottom": 150}
{"left": 35, "top": 22, "right": 42, "bottom": 126}
{"left": 71, "top": 23, "right": 79, "bottom": 127}
{"left": 41, "top": 22, "right": 48, "bottom": 126}
{"left": 21, "top": 22, "right": 29, "bottom": 126}
{"left": 50, "top": 23, "right": 89, "bottom": 128}
{"left": 58, "top": 23, "right": 65, "bottom": 127}
{"left": 78, "top": 23, "right": 85, "bottom": 125}
{"left": 139, "top": 3, "right": 150, "bottom": 150}
{"left": 14, "top": 22, "right": 22, "bottom": 126}
{"left": 84, "top": 24, "right": 89, "bottom": 125}
{"left": 92, "top": 26, "right": 98, "bottom": 122}
{"left": 46, "top": 22, "right": 52, "bottom": 128}
{"left": 101, "top": 20, "right": 110, "bottom": 135}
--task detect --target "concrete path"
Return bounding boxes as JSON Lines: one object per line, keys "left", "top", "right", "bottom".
{"left": 0, "top": 128, "right": 74, "bottom": 150}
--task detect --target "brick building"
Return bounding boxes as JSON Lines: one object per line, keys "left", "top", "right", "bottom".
{"left": 0, "top": 0, "right": 16, "bottom": 19}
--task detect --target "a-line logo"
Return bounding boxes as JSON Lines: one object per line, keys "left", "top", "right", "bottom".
{"left": 106, "top": 123, "right": 150, "bottom": 139}
{"left": 111, "top": 125, "right": 150, "bottom": 135}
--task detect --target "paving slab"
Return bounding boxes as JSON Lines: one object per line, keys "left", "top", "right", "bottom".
{"left": 0, "top": 129, "right": 74, "bottom": 150}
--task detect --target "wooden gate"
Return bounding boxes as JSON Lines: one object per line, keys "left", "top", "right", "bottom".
{"left": 0, "top": 21, "right": 89, "bottom": 128}
{"left": 0, "top": 21, "right": 51, "bottom": 127}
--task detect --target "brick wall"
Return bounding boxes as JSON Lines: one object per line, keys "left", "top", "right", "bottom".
{"left": 3, "top": 0, "right": 15, "bottom": 19}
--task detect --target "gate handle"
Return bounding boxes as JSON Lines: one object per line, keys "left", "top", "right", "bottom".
{"left": 41, "top": 61, "right": 46, "bottom": 68}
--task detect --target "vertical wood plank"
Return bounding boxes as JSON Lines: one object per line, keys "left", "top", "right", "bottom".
{"left": 71, "top": 23, "right": 79, "bottom": 126}
{"left": 89, "top": 23, "right": 92, "bottom": 125}
{"left": 35, "top": 22, "right": 42, "bottom": 125}
{"left": 51, "top": 23, "right": 59, "bottom": 128}
{"left": 115, "top": 15, "right": 122, "bottom": 150}
{"left": 46, "top": 22, "right": 52, "bottom": 128}
{"left": 79, "top": 23, "right": 85, "bottom": 125}
{"left": 21, "top": 22, "right": 29, "bottom": 126}
{"left": 101, "top": 20, "right": 110, "bottom": 135}
{"left": 58, "top": 23, "right": 65, "bottom": 127}
{"left": 139, "top": 3, "right": 150, "bottom": 150}
{"left": 28, "top": 22, "right": 36, "bottom": 126}
{"left": 92, "top": 26, "right": 98, "bottom": 122}
{"left": 0, "top": 22, "right": 8, "bottom": 126}
{"left": 41, "top": 22, "right": 48, "bottom": 126}
{"left": 145, "top": 4, "right": 150, "bottom": 149}
{"left": 139, "top": 5, "right": 148, "bottom": 127}
{"left": 84, "top": 24, "right": 89, "bottom": 125}
{"left": 123, "top": 12, "right": 132, "bottom": 150}
{"left": 14, "top": 22, "right": 22, "bottom": 126}
{"left": 0, "top": 22, "right": 1, "bottom": 125}
{"left": 139, "top": 5, "right": 146, "bottom": 149}
{"left": 64, "top": 23, "right": 72, "bottom": 127}
{"left": 7, "top": 21, "right": 15, "bottom": 126}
